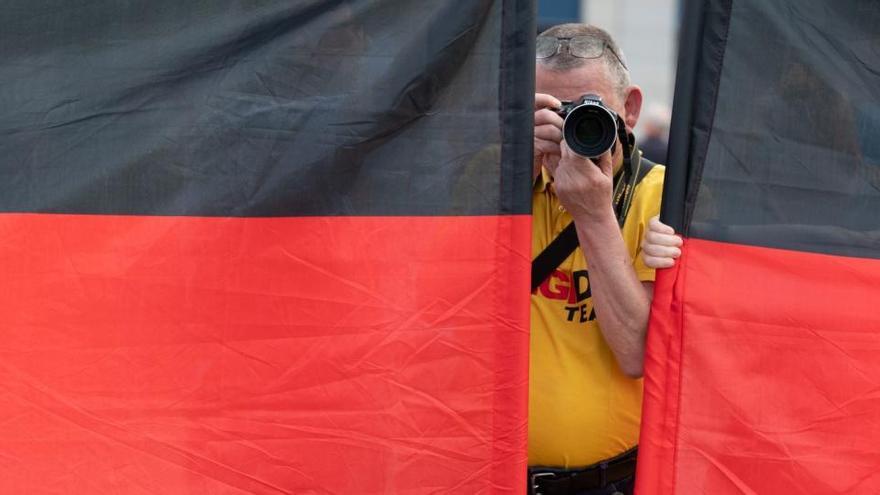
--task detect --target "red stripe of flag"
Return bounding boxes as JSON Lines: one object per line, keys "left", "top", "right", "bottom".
{"left": 638, "top": 238, "right": 880, "bottom": 494}
{"left": 0, "top": 213, "right": 530, "bottom": 494}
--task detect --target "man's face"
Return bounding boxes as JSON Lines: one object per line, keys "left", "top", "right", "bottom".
{"left": 536, "top": 61, "right": 629, "bottom": 167}
{"left": 536, "top": 61, "right": 626, "bottom": 122}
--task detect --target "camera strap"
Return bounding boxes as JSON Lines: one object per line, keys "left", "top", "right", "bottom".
{"left": 612, "top": 128, "right": 647, "bottom": 228}
{"left": 531, "top": 138, "right": 655, "bottom": 292}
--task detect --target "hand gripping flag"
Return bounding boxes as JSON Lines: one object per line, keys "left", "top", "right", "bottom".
{"left": 0, "top": 1, "right": 534, "bottom": 492}
{"left": 637, "top": 1, "right": 880, "bottom": 493}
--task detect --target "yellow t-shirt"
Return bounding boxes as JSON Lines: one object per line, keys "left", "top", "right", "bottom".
{"left": 528, "top": 163, "right": 665, "bottom": 468}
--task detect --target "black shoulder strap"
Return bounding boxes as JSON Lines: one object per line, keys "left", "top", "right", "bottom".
{"left": 638, "top": 157, "right": 657, "bottom": 182}
{"left": 531, "top": 156, "right": 656, "bottom": 292}
{"left": 531, "top": 222, "right": 578, "bottom": 293}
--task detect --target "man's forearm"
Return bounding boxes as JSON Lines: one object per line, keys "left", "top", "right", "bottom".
{"left": 573, "top": 208, "right": 651, "bottom": 378}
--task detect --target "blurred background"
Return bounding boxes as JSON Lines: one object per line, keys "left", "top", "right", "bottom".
{"left": 539, "top": 0, "right": 680, "bottom": 161}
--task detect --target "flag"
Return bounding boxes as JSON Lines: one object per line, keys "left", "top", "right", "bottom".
{"left": 637, "top": 0, "right": 880, "bottom": 493}
{"left": 0, "top": 1, "right": 534, "bottom": 492}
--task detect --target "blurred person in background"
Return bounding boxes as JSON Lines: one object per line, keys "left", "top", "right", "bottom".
{"left": 638, "top": 103, "right": 671, "bottom": 164}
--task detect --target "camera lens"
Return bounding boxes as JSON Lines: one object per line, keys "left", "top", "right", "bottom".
{"left": 575, "top": 114, "right": 605, "bottom": 146}
{"left": 562, "top": 102, "right": 618, "bottom": 158}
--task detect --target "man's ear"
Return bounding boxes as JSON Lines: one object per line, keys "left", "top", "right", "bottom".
{"left": 622, "top": 85, "right": 643, "bottom": 130}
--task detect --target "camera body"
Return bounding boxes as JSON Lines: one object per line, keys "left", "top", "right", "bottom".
{"left": 556, "top": 94, "right": 621, "bottom": 158}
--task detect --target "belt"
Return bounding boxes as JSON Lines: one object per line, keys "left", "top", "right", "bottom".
{"left": 529, "top": 448, "right": 637, "bottom": 495}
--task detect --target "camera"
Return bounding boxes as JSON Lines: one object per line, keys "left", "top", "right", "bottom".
{"left": 556, "top": 94, "right": 620, "bottom": 158}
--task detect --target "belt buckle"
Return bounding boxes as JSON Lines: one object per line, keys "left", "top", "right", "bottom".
{"left": 530, "top": 471, "right": 555, "bottom": 495}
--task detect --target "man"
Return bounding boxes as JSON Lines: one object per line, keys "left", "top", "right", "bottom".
{"left": 529, "top": 24, "right": 665, "bottom": 495}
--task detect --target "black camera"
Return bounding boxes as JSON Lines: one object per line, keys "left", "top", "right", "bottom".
{"left": 556, "top": 94, "right": 620, "bottom": 158}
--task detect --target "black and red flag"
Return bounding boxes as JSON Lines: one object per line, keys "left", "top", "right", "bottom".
{"left": 637, "top": 0, "right": 880, "bottom": 493}
{"left": 0, "top": 1, "right": 534, "bottom": 492}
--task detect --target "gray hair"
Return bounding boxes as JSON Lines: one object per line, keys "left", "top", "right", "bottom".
{"left": 538, "top": 24, "right": 630, "bottom": 93}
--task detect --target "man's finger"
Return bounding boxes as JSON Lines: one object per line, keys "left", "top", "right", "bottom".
{"left": 543, "top": 154, "right": 561, "bottom": 175}
{"left": 645, "top": 230, "right": 683, "bottom": 248}
{"left": 559, "top": 141, "right": 592, "bottom": 168}
{"left": 535, "top": 108, "right": 564, "bottom": 128}
{"left": 535, "top": 138, "right": 562, "bottom": 156}
{"left": 535, "top": 124, "right": 563, "bottom": 143}
{"left": 592, "top": 151, "right": 614, "bottom": 177}
{"left": 535, "top": 93, "right": 562, "bottom": 111}
{"left": 642, "top": 242, "right": 681, "bottom": 259}
{"left": 648, "top": 216, "right": 676, "bottom": 235}
{"left": 643, "top": 255, "right": 675, "bottom": 269}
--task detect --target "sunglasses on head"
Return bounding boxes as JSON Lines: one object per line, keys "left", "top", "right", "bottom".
{"left": 535, "top": 36, "right": 628, "bottom": 70}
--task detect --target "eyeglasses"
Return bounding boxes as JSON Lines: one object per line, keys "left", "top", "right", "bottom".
{"left": 536, "top": 36, "right": 628, "bottom": 70}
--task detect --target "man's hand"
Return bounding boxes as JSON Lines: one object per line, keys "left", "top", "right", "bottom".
{"left": 545, "top": 141, "right": 615, "bottom": 223}
{"left": 534, "top": 93, "right": 564, "bottom": 175}
{"left": 550, "top": 141, "right": 648, "bottom": 378}
{"left": 641, "top": 216, "right": 682, "bottom": 269}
